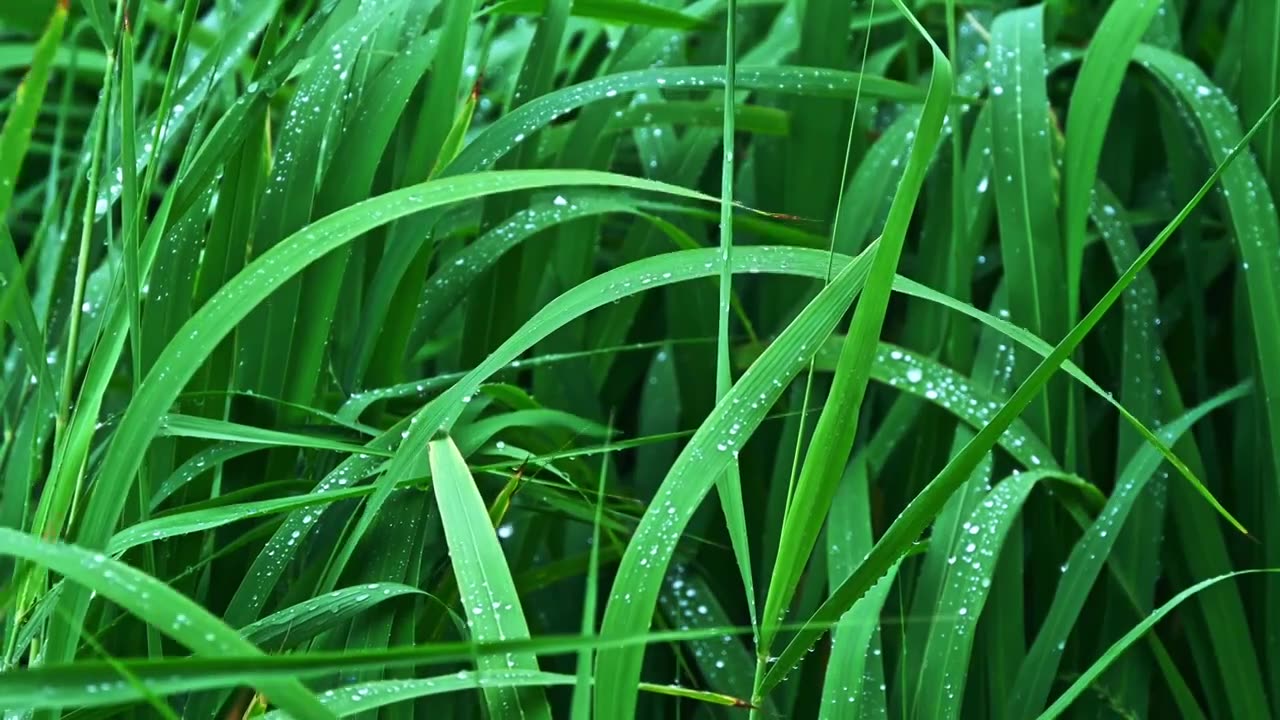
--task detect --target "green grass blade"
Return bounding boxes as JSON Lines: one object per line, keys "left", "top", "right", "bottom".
{"left": 714, "top": 0, "right": 760, "bottom": 655}
{"left": 892, "top": 277, "right": 1215, "bottom": 496}
{"left": 241, "top": 583, "right": 423, "bottom": 648}
{"left": 1037, "top": 569, "right": 1280, "bottom": 720}
{"left": 818, "top": 459, "right": 900, "bottom": 720}
{"left": 570, "top": 425, "right": 610, "bottom": 720}
{"left": 482, "top": 0, "right": 710, "bottom": 30}
{"left": 1133, "top": 51, "right": 1280, "bottom": 714}
{"left": 657, "top": 566, "right": 770, "bottom": 714}
{"left": 989, "top": 4, "right": 1064, "bottom": 442}
{"left": 263, "top": 670, "right": 578, "bottom": 719}
{"left": 428, "top": 434, "right": 553, "bottom": 719}
{"left": 752, "top": 339, "right": 1057, "bottom": 470}
{"left": 758, "top": 0, "right": 952, "bottom": 662}
{"left": 0, "top": 625, "right": 756, "bottom": 703}
{"left": 914, "top": 469, "right": 1081, "bottom": 720}
{"left": 416, "top": 192, "right": 642, "bottom": 338}
{"left": 1061, "top": 0, "right": 1162, "bottom": 319}
{"left": 155, "top": 413, "right": 382, "bottom": 455}
{"left": 0, "top": 0, "right": 65, "bottom": 216}
{"left": 107, "top": 484, "right": 370, "bottom": 555}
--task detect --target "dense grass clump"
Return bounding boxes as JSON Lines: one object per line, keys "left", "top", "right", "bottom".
{"left": 2, "top": 0, "right": 1279, "bottom": 717}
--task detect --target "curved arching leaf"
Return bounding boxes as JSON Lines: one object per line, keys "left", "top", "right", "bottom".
{"left": 56, "top": 169, "right": 718, "bottom": 658}
{"left": 0, "top": 528, "right": 332, "bottom": 719}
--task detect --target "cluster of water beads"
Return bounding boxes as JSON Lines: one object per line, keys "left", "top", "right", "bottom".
{"left": 308, "top": 668, "right": 555, "bottom": 715}
{"left": 878, "top": 344, "right": 1052, "bottom": 469}
{"left": 1136, "top": 52, "right": 1280, "bottom": 278}
{"left": 261, "top": 20, "right": 374, "bottom": 206}
{"left": 418, "top": 192, "right": 598, "bottom": 324}
{"left": 657, "top": 565, "right": 739, "bottom": 678}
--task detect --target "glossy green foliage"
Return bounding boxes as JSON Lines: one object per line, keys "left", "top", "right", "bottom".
{"left": 1, "top": 1, "right": 1277, "bottom": 719}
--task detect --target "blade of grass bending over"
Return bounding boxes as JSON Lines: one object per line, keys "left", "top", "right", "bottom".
{"left": 350, "top": 63, "right": 927, "bottom": 377}
{"left": 1061, "top": 0, "right": 1162, "bottom": 321}
{"left": 428, "top": 436, "right": 552, "bottom": 720}
{"left": 609, "top": 101, "right": 789, "bottom": 135}
{"left": 415, "top": 193, "right": 645, "bottom": 337}
{"left": 758, "top": 0, "right": 952, "bottom": 662}
{"left": 262, "top": 671, "right": 578, "bottom": 719}
{"left": 155, "top": 414, "right": 385, "bottom": 456}
{"left": 52, "top": 170, "right": 720, "bottom": 655}
{"left": 739, "top": 339, "right": 1060, "bottom": 474}
{"left": 758, "top": 85, "right": 1280, "bottom": 699}
{"left": 482, "top": 0, "right": 711, "bottom": 30}
{"left": 1037, "top": 569, "right": 1280, "bottom": 720}
{"left": 106, "top": 486, "right": 371, "bottom": 556}
{"left": 592, "top": 241, "right": 879, "bottom": 719}
{"left": 239, "top": 583, "right": 424, "bottom": 648}
{"left": 714, "top": 0, "right": 760, "bottom": 649}
{"left": 0, "top": 528, "right": 334, "bottom": 719}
